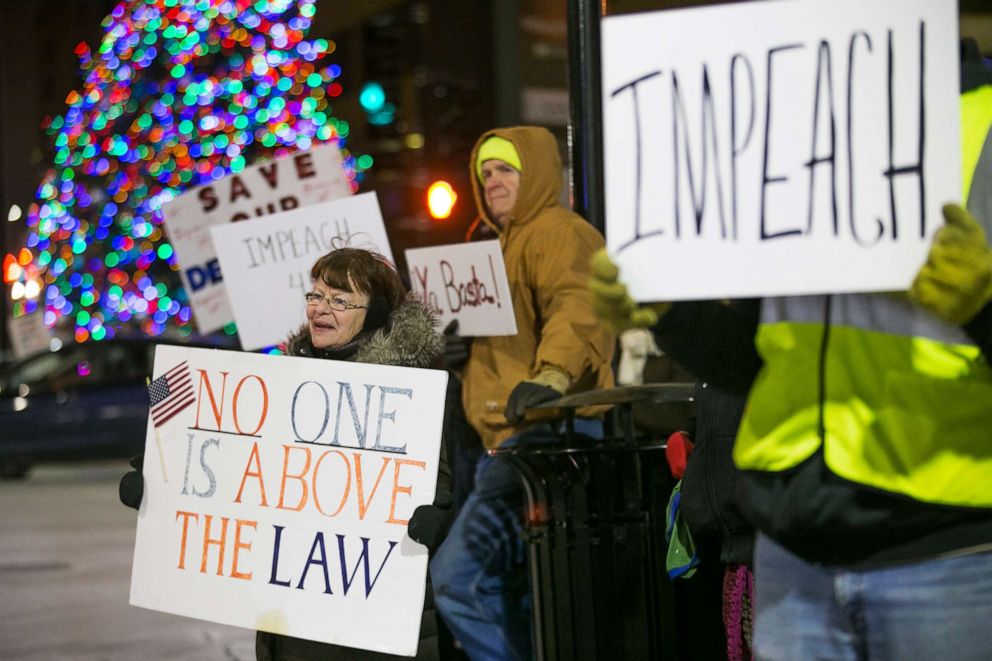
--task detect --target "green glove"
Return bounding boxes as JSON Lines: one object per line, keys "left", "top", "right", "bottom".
{"left": 910, "top": 204, "right": 992, "bottom": 325}
{"left": 589, "top": 248, "right": 672, "bottom": 332}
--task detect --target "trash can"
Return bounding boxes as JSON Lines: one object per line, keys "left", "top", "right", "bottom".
{"left": 491, "top": 384, "right": 695, "bottom": 661}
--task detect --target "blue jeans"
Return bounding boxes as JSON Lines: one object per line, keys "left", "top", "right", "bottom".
{"left": 753, "top": 533, "right": 992, "bottom": 661}
{"left": 431, "top": 419, "right": 603, "bottom": 661}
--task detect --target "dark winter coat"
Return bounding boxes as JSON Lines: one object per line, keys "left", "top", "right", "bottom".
{"left": 256, "top": 294, "right": 448, "bottom": 661}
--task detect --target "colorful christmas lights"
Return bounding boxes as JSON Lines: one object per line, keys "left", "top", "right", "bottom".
{"left": 12, "top": 0, "right": 366, "bottom": 341}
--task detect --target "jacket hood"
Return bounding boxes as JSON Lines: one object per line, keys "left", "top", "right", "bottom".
{"left": 470, "top": 126, "right": 563, "bottom": 233}
{"left": 283, "top": 294, "right": 442, "bottom": 368}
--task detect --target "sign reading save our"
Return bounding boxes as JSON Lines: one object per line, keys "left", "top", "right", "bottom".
{"left": 601, "top": 0, "right": 960, "bottom": 300}
{"left": 130, "top": 345, "right": 447, "bottom": 657}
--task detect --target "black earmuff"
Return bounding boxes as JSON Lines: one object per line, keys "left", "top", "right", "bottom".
{"left": 361, "top": 296, "right": 391, "bottom": 332}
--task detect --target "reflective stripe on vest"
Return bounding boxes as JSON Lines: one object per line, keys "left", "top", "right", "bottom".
{"left": 734, "top": 294, "right": 992, "bottom": 508}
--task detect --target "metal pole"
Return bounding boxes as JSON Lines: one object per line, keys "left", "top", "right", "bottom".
{"left": 566, "top": 0, "right": 605, "bottom": 234}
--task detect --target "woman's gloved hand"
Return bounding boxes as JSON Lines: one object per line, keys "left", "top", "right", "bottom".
{"left": 407, "top": 491, "right": 455, "bottom": 552}
{"left": 588, "top": 249, "right": 672, "bottom": 332}
{"left": 119, "top": 453, "right": 144, "bottom": 510}
{"left": 442, "top": 319, "right": 471, "bottom": 370}
{"left": 910, "top": 204, "right": 992, "bottom": 325}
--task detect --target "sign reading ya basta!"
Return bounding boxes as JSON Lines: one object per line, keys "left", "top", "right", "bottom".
{"left": 602, "top": 0, "right": 960, "bottom": 300}
{"left": 130, "top": 345, "right": 448, "bottom": 657}
{"left": 405, "top": 240, "right": 517, "bottom": 337}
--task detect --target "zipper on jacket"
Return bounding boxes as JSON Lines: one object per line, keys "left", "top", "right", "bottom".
{"left": 818, "top": 295, "right": 833, "bottom": 443}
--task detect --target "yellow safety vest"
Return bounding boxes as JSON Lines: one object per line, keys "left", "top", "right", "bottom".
{"left": 734, "top": 88, "right": 992, "bottom": 509}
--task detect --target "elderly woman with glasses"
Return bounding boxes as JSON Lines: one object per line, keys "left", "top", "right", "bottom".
{"left": 255, "top": 246, "right": 453, "bottom": 660}
{"left": 122, "top": 247, "right": 453, "bottom": 661}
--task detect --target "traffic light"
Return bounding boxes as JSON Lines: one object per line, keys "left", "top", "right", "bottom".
{"left": 359, "top": 81, "right": 396, "bottom": 126}
{"left": 426, "top": 180, "right": 457, "bottom": 220}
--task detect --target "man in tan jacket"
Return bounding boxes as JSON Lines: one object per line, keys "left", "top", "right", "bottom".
{"left": 431, "top": 126, "right": 615, "bottom": 660}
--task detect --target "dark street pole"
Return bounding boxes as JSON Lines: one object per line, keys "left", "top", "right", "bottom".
{"left": 566, "top": 0, "right": 605, "bottom": 234}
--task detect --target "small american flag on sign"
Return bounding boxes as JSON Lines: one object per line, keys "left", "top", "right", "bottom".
{"left": 148, "top": 361, "right": 195, "bottom": 428}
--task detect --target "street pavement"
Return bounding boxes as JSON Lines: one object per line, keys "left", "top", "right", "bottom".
{"left": 0, "top": 459, "right": 255, "bottom": 660}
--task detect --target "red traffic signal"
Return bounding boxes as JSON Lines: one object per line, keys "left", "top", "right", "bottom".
{"left": 426, "top": 180, "right": 457, "bottom": 220}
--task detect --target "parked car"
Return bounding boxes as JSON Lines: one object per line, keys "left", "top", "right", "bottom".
{"left": 0, "top": 338, "right": 212, "bottom": 479}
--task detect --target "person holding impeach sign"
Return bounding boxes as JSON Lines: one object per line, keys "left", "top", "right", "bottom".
{"left": 122, "top": 247, "right": 454, "bottom": 661}
{"left": 431, "top": 127, "right": 615, "bottom": 661}
{"left": 588, "top": 82, "right": 992, "bottom": 659}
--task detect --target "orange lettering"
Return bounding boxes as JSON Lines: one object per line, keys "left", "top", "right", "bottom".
{"left": 235, "top": 442, "right": 268, "bottom": 506}
{"left": 194, "top": 370, "right": 230, "bottom": 429}
{"left": 200, "top": 514, "right": 229, "bottom": 575}
{"left": 232, "top": 374, "right": 269, "bottom": 435}
{"left": 312, "top": 450, "right": 351, "bottom": 517}
{"left": 277, "top": 445, "right": 312, "bottom": 511}
{"left": 231, "top": 519, "right": 257, "bottom": 580}
{"left": 387, "top": 459, "right": 426, "bottom": 525}
{"left": 175, "top": 510, "right": 199, "bottom": 569}
{"left": 354, "top": 454, "right": 391, "bottom": 520}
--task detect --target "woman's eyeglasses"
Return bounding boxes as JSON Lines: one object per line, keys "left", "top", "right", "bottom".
{"left": 304, "top": 292, "right": 368, "bottom": 311}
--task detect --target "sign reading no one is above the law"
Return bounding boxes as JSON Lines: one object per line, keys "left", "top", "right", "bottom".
{"left": 130, "top": 345, "right": 447, "bottom": 656}
{"left": 602, "top": 0, "right": 960, "bottom": 301}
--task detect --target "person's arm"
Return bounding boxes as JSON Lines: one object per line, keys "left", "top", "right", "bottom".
{"left": 652, "top": 299, "right": 762, "bottom": 394}
{"left": 530, "top": 220, "right": 615, "bottom": 386}
{"left": 910, "top": 204, "right": 992, "bottom": 366}
{"left": 588, "top": 249, "right": 762, "bottom": 393}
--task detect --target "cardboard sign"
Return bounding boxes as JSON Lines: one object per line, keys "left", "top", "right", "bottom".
{"left": 7, "top": 311, "right": 53, "bottom": 358}
{"left": 130, "top": 345, "right": 448, "bottom": 657}
{"left": 161, "top": 144, "right": 352, "bottom": 333}
{"left": 209, "top": 193, "right": 394, "bottom": 351}
{"left": 405, "top": 241, "right": 517, "bottom": 337}
{"left": 602, "top": 0, "right": 960, "bottom": 301}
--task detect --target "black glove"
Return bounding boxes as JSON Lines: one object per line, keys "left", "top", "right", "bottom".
{"left": 504, "top": 381, "right": 562, "bottom": 425}
{"left": 119, "top": 453, "right": 144, "bottom": 510}
{"left": 443, "top": 319, "right": 470, "bottom": 370}
{"left": 407, "top": 491, "right": 455, "bottom": 552}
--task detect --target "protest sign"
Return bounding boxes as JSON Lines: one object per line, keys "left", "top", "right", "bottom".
{"left": 161, "top": 144, "right": 352, "bottom": 333}
{"left": 405, "top": 240, "right": 517, "bottom": 336}
{"left": 209, "top": 192, "right": 393, "bottom": 351}
{"left": 130, "top": 345, "right": 447, "bottom": 656}
{"left": 7, "top": 311, "right": 53, "bottom": 358}
{"left": 602, "top": 0, "right": 959, "bottom": 300}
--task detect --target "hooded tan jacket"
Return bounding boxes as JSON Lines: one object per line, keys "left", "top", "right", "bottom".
{"left": 463, "top": 126, "right": 615, "bottom": 449}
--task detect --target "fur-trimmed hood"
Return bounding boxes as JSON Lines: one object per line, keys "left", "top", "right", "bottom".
{"left": 283, "top": 293, "right": 443, "bottom": 368}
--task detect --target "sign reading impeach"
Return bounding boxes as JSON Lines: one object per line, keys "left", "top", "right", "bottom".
{"left": 601, "top": 0, "right": 960, "bottom": 300}
{"left": 130, "top": 346, "right": 447, "bottom": 657}
{"left": 161, "top": 144, "right": 352, "bottom": 334}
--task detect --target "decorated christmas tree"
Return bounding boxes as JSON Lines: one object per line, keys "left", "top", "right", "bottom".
{"left": 10, "top": 0, "right": 366, "bottom": 342}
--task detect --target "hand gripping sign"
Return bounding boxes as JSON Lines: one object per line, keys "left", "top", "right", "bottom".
{"left": 130, "top": 345, "right": 447, "bottom": 657}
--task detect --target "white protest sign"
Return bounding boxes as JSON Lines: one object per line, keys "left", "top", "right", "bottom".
{"left": 602, "top": 0, "right": 960, "bottom": 300}
{"left": 7, "top": 311, "right": 53, "bottom": 358}
{"left": 130, "top": 345, "right": 447, "bottom": 657}
{"left": 161, "top": 143, "right": 352, "bottom": 334}
{"left": 209, "top": 192, "right": 394, "bottom": 351}
{"left": 405, "top": 240, "right": 517, "bottom": 337}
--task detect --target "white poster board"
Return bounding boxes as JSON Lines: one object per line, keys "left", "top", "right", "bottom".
{"left": 602, "top": 0, "right": 960, "bottom": 301}
{"left": 209, "top": 193, "right": 394, "bottom": 351}
{"left": 7, "top": 311, "right": 53, "bottom": 358}
{"left": 161, "top": 144, "right": 352, "bottom": 333}
{"left": 130, "top": 345, "right": 447, "bottom": 657}
{"left": 405, "top": 240, "right": 517, "bottom": 337}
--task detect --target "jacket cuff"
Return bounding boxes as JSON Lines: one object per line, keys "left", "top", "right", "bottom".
{"left": 963, "top": 299, "right": 992, "bottom": 367}
{"left": 529, "top": 366, "right": 572, "bottom": 394}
